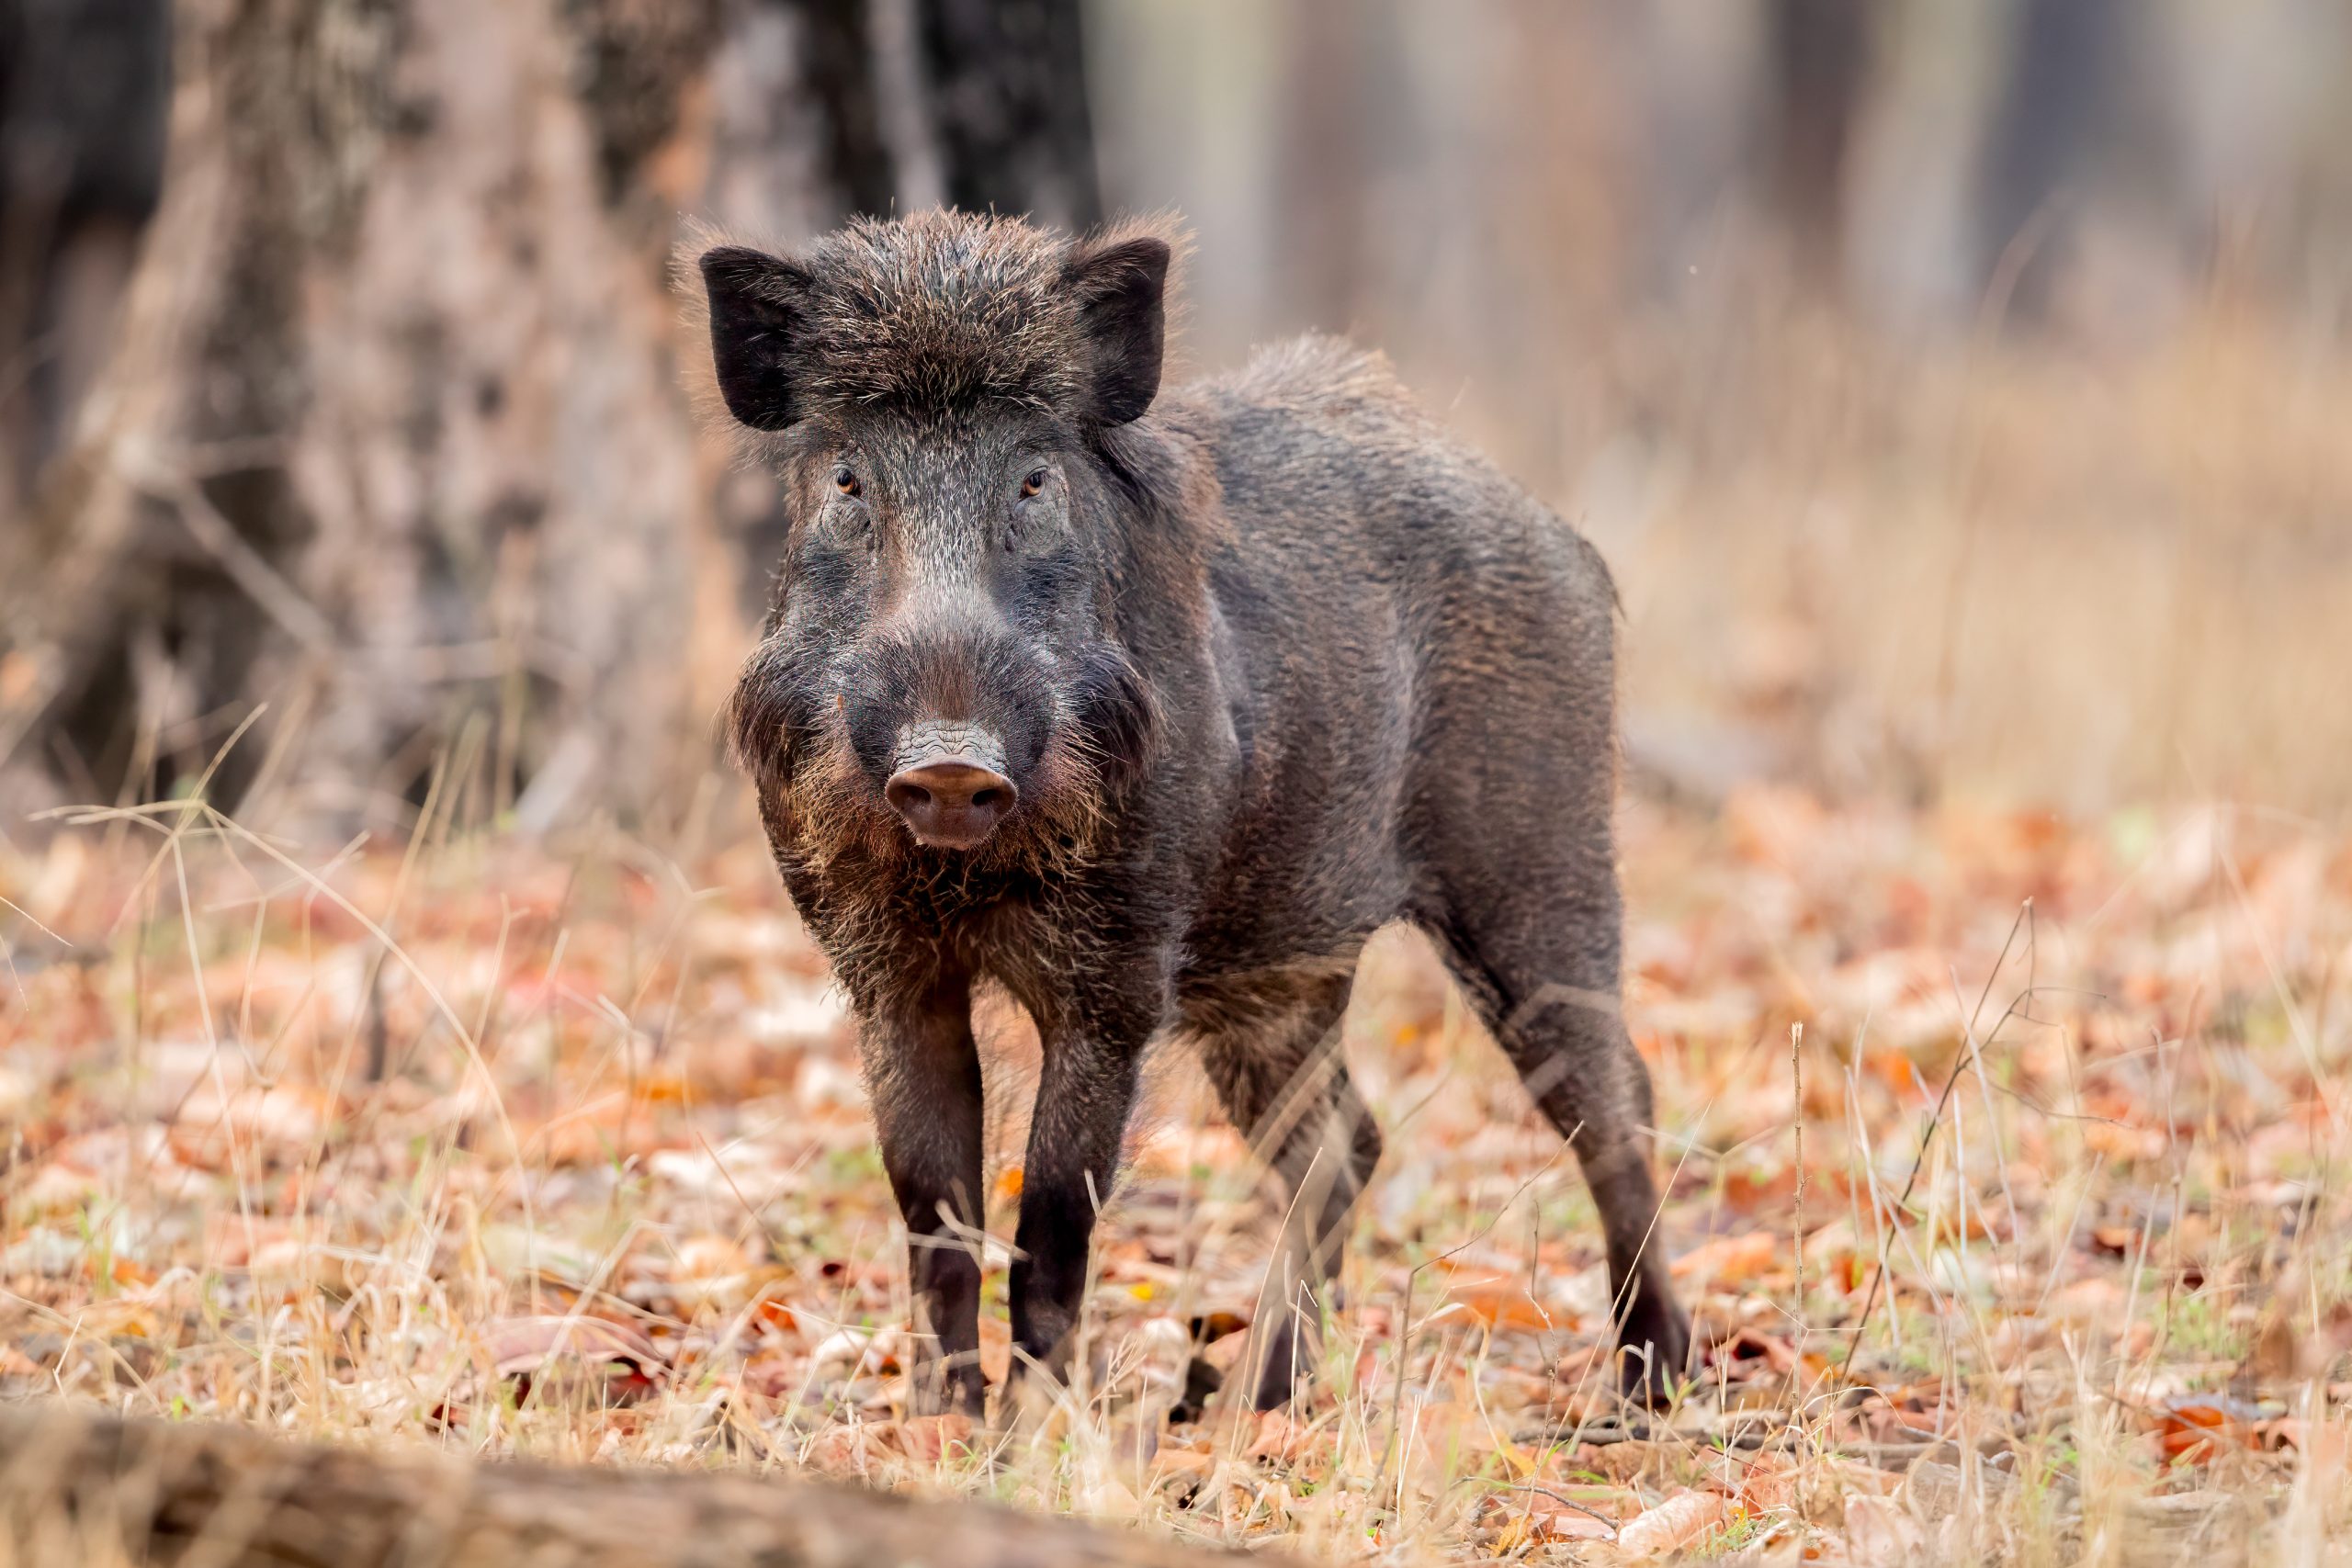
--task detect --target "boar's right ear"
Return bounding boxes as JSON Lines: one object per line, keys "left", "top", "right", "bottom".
{"left": 1065, "top": 234, "right": 1170, "bottom": 427}
{"left": 701, "top": 244, "right": 813, "bottom": 432}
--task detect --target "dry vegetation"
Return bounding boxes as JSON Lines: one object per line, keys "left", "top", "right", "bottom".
{"left": 4, "top": 773, "right": 2348, "bottom": 1565}
{"left": 1561, "top": 302, "right": 2352, "bottom": 818}
{"left": 8, "top": 6, "right": 2349, "bottom": 1562}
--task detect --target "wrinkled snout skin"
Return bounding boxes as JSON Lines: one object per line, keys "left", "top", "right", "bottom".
{"left": 708, "top": 211, "right": 1688, "bottom": 1423}
{"left": 887, "top": 722, "right": 1015, "bottom": 850}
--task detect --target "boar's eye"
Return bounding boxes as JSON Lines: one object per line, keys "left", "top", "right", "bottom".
{"left": 832, "top": 465, "right": 861, "bottom": 499}
{"left": 1019, "top": 468, "right": 1048, "bottom": 500}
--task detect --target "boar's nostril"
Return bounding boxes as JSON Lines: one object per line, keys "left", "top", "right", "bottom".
{"left": 885, "top": 758, "right": 1016, "bottom": 850}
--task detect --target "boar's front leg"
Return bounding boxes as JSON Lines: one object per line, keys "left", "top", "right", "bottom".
{"left": 863, "top": 972, "right": 989, "bottom": 1416}
{"left": 1005, "top": 978, "right": 1158, "bottom": 1400}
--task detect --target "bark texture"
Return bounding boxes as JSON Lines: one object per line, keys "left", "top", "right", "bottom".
{"left": 0, "top": 1400, "right": 1268, "bottom": 1568}
{"left": 0, "top": 0, "right": 1101, "bottom": 829}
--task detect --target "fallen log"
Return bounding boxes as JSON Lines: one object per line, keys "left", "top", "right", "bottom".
{"left": 0, "top": 1401, "right": 1271, "bottom": 1568}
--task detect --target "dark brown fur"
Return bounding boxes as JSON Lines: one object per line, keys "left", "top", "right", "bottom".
{"left": 702, "top": 209, "right": 1688, "bottom": 1417}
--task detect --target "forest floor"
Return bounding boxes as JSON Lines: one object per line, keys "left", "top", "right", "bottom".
{"left": 1, "top": 785, "right": 2347, "bottom": 1564}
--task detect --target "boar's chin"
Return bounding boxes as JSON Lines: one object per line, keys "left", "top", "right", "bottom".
{"left": 729, "top": 636, "right": 1150, "bottom": 884}
{"left": 775, "top": 738, "right": 907, "bottom": 873}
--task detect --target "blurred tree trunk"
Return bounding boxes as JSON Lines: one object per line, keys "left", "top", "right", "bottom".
{"left": 917, "top": 0, "right": 1099, "bottom": 231}
{"left": 1977, "top": 0, "right": 2125, "bottom": 323}
{"left": 1763, "top": 0, "right": 1870, "bottom": 288}
{"left": 1267, "top": 0, "right": 1390, "bottom": 334}
{"left": 0, "top": 0, "right": 1101, "bottom": 832}
{"left": 0, "top": 0, "right": 171, "bottom": 515}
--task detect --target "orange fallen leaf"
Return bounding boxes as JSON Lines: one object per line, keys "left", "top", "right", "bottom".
{"left": 673, "top": 1233, "right": 752, "bottom": 1280}
{"left": 2083, "top": 1121, "right": 2170, "bottom": 1162}
{"left": 978, "top": 1314, "right": 1012, "bottom": 1383}
{"left": 1443, "top": 1281, "right": 1557, "bottom": 1331}
{"left": 1152, "top": 1443, "right": 1217, "bottom": 1487}
{"left": 632, "top": 1073, "right": 691, "bottom": 1104}
{"left": 2154, "top": 1394, "right": 2264, "bottom": 1461}
{"left": 1245, "top": 1408, "right": 1314, "bottom": 1464}
{"left": 1491, "top": 1493, "right": 1618, "bottom": 1549}
{"left": 481, "top": 1314, "right": 667, "bottom": 1400}
{"left": 897, "top": 1413, "right": 975, "bottom": 1461}
{"left": 1670, "top": 1230, "right": 1781, "bottom": 1288}
{"left": 2043, "top": 1276, "right": 2130, "bottom": 1325}
{"left": 2089, "top": 1224, "right": 2140, "bottom": 1255}
{"left": 85, "top": 1253, "right": 155, "bottom": 1289}
{"left": 802, "top": 1421, "right": 893, "bottom": 1477}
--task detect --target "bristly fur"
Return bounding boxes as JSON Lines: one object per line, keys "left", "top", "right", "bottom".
{"left": 695, "top": 207, "right": 1688, "bottom": 1422}
{"left": 721, "top": 624, "right": 1141, "bottom": 891}
{"left": 680, "top": 210, "right": 1189, "bottom": 435}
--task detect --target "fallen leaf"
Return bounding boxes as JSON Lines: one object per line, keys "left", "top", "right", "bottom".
{"left": 1671, "top": 1230, "right": 1781, "bottom": 1288}
{"left": 1838, "top": 1494, "right": 1925, "bottom": 1565}
{"left": 1151, "top": 1442, "right": 1217, "bottom": 1487}
{"left": 1617, "top": 1490, "right": 1730, "bottom": 1557}
{"left": 2153, "top": 1394, "right": 2264, "bottom": 1461}
{"left": 1489, "top": 1493, "right": 1617, "bottom": 1551}
{"left": 897, "top": 1413, "right": 975, "bottom": 1462}
{"left": 1442, "top": 1280, "right": 1558, "bottom": 1331}
{"left": 1245, "top": 1408, "right": 1314, "bottom": 1464}
{"left": 2043, "top": 1276, "right": 2129, "bottom": 1325}
{"left": 480, "top": 1314, "right": 666, "bottom": 1400}
{"left": 802, "top": 1420, "right": 892, "bottom": 1477}
{"left": 808, "top": 1324, "right": 902, "bottom": 1378}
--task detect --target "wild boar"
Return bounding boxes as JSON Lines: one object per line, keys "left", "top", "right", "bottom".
{"left": 703, "top": 210, "right": 1688, "bottom": 1416}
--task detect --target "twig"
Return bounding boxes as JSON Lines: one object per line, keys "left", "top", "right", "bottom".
{"left": 1845, "top": 900, "right": 2034, "bottom": 1368}
{"left": 1498, "top": 1482, "right": 1620, "bottom": 1540}
{"left": 1791, "top": 1021, "right": 1805, "bottom": 1318}
{"left": 119, "top": 459, "right": 338, "bottom": 654}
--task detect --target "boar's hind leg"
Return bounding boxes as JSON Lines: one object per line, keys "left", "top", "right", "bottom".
{"left": 1197, "top": 969, "right": 1383, "bottom": 1411}
{"left": 1430, "top": 897, "right": 1691, "bottom": 1407}
{"left": 865, "top": 973, "right": 989, "bottom": 1417}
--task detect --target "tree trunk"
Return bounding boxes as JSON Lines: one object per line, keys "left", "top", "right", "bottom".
{"left": 1763, "top": 0, "right": 1871, "bottom": 286}
{"left": 0, "top": 0, "right": 1102, "bottom": 831}
{"left": 0, "top": 0, "right": 171, "bottom": 513}
{"left": 0, "top": 1401, "right": 1271, "bottom": 1568}
{"left": 1976, "top": 0, "right": 2127, "bottom": 322}
{"left": 916, "top": 0, "right": 1100, "bottom": 231}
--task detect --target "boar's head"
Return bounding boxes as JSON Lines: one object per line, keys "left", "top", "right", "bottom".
{"left": 705, "top": 212, "right": 1170, "bottom": 871}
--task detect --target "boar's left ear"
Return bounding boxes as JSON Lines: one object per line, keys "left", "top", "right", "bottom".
{"left": 1065, "top": 235, "right": 1170, "bottom": 427}
{"left": 701, "top": 244, "right": 813, "bottom": 431}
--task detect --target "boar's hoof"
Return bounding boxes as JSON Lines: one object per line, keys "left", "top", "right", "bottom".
{"left": 1617, "top": 1296, "right": 1693, "bottom": 1409}
{"left": 1167, "top": 1355, "right": 1224, "bottom": 1426}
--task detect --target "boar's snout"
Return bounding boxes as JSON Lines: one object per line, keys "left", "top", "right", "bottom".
{"left": 885, "top": 721, "right": 1016, "bottom": 850}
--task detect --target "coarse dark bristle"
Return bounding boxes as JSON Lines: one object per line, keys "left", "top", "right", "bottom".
{"left": 775, "top": 209, "right": 1178, "bottom": 423}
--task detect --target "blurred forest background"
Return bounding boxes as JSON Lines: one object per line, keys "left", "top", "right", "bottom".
{"left": 4, "top": 0, "right": 2350, "bottom": 839}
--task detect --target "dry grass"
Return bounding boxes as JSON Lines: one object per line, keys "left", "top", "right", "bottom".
{"left": 2, "top": 779, "right": 2349, "bottom": 1564}
{"left": 1474, "top": 300, "right": 2352, "bottom": 817}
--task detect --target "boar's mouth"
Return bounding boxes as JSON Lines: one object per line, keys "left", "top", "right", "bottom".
{"left": 724, "top": 631, "right": 1159, "bottom": 872}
